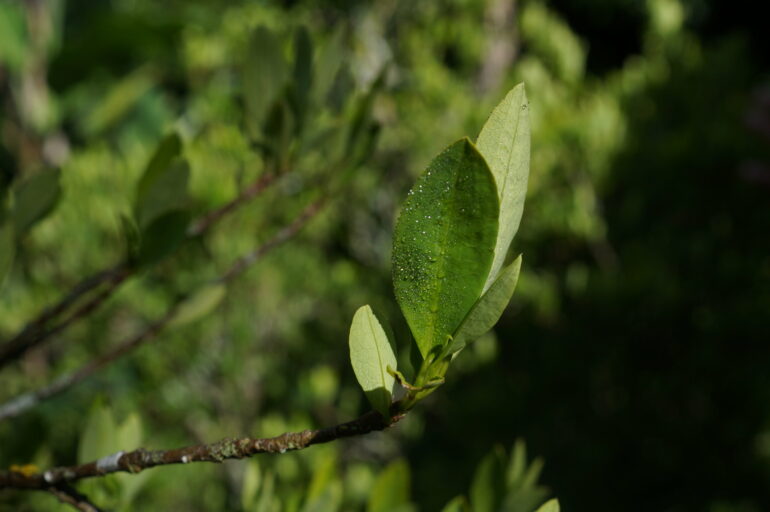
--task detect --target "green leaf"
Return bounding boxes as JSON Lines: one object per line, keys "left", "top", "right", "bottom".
{"left": 81, "top": 66, "right": 155, "bottom": 136}
{"left": 476, "top": 83, "right": 530, "bottom": 292}
{"left": 367, "top": 459, "right": 411, "bottom": 512}
{"left": 0, "top": 221, "right": 14, "bottom": 288}
{"left": 241, "top": 460, "right": 262, "bottom": 511}
{"left": 441, "top": 496, "right": 470, "bottom": 512}
{"left": 507, "top": 438, "right": 528, "bottom": 486}
{"left": 535, "top": 499, "right": 560, "bottom": 512}
{"left": 136, "top": 132, "right": 182, "bottom": 200}
{"left": 78, "top": 401, "right": 117, "bottom": 464}
{"left": 349, "top": 305, "right": 397, "bottom": 418}
{"left": 243, "top": 26, "right": 287, "bottom": 139}
{"left": 135, "top": 158, "right": 189, "bottom": 229}
{"left": 291, "top": 25, "right": 313, "bottom": 130}
{"left": 115, "top": 413, "right": 149, "bottom": 507}
{"left": 116, "top": 413, "right": 142, "bottom": 450}
{"left": 168, "top": 283, "right": 227, "bottom": 327}
{"left": 314, "top": 28, "right": 344, "bottom": 104}
{"left": 392, "top": 138, "right": 499, "bottom": 359}
{"left": 443, "top": 255, "right": 522, "bottom": 358}
{"left": 255, "top": 470, "right": 276, "bottom": 512}
{"left": 470, "top": 446, "right": 506, "bottom": 512}
{"left": 137, "top": 210, "right": 190, "bottom": 266}
{"left": 12, "top": 168, "right": 61, "bottom": 235}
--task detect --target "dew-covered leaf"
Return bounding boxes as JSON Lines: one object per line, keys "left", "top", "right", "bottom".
{"left": 392, "top": 138, "right": 499, "bottom": 359}
{"left": 349, "top": 305, "right": 397, "bottom": 417}
{"left": 443, "top": 255, "right": 522, "bottom": 358}
{"left": 477, "top": 83, "right": 530, "bottom": 291}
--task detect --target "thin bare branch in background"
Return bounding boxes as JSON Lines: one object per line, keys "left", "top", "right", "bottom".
{"left": 0, "top": 172, "right": 277, "bottom": 368}
{"left": 47, "top": 483, "right": 104, "bottom": 512}
{"left": 0, "top": 198, "right": 326, "bottom": 422}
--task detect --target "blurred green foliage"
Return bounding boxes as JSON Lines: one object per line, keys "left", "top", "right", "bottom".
{"left": 1, "top": 0, "right": 769, "bottom": 511}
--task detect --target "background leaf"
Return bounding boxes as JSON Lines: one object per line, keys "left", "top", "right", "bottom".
{"left": 137, "top": 210, "right": 190, "bottom": 266}
{"left": 392, "top": 138, "right": 499, "bottom": 358}
{"left": 135, "top": 132, "right": 182, "bottom": 200}
{"left": 534, "top": 499, "right": 560, "bottom": 512}
{"left": 349, "top": 305, "right": 397, "bottom": 417}
{"left": 0, "top": 221, "right": 14, "bottom": 287}
{"left": 168, "top": 283, "right": 227, "bottom": 327}
{"left": 367, "top": 459, "right": 411, "bottom": 512}
{"left": 243, "top": 26, "right": 287, "bottom": 139}
{"left": 78, "top": 401, "right": 117, "bottom": 464}
{"left": 12, "top": 168, "right": 61, "bottom": 236}
{"left": 441, "top": 496, "right": 470, "bottom": 512}
{"left": 470, "top": 445, "right": 506, "bottom": 512}
{"left": 476, "top": 84, "right": 530, "bottom": 292}
{"left": 135, "top": 159, "right": 190, "bottom": 229}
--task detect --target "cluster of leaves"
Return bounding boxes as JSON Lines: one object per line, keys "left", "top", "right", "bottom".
{"left": 349, "top": 84, "right": 530, "bottom": 418}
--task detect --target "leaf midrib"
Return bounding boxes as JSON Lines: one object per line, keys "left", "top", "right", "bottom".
{"left": 498, "top": 96, "right": 524, "bottom": 209}
{"left": 366, "top": 310, "right": 388, "bottom": 390}
{"left": 423, "top": 163, "right": 463, "bottom": 350}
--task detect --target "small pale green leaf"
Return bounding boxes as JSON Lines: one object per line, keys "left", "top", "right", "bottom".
{"left": 349, "top": 305, "right": 397, "bottom": 417}
{"left": 477, "top": 83, "right": 530, "bottom": 292}
{"left": 136, "top": 132, "right": 182, "bottom": 200}
{"left": 0, "top": 221, "right": 14, "bottom": 288}
{"left": 367, "top": 459, "right": 410, "bottom": 512}
{"left": 470, "top": 446, "right": 506, "bottom": 512}
{"left": 168, "top": 283, "right": 227, "bottom": 327}
{"left": 135, "top": 159, "right": 190, "bottom": 229}
{"left": 443, "top": 255, "right": 522, "bottom": 358}
{"left": 78, "top": 401, "right": 117, "bottom": 464}
{"left": 12, "top": 168, "right": 61, "bottom": 235}
{"left": 393, "top": 138, "right": 499, "bottom": 359}
{"left": 243, "top": 26, "right": 287, "bottom": 139}
{"left": 535, "top": 499, "right": 560, "bottom": 512}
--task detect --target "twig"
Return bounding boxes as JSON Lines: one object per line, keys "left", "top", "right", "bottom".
{"left": 187, "top": 172, "right": 276, "bottom": 237}
{"left": 0, "top": 198, "right": 326, "bottom": 422}
{"left": 0, "top": 309, "right": 176, "bottom": 422}
{"left": 0, "top": 264, "right": 130, "bottom": 366}
{"left": 47, "top": 483, "right": 104, "bottom": 512}
{"left": 218, "top": 198, "right": 325, "bottom": 283}
{"left": 0, "top": 409, "right": 402, "bottom": 490}
{"left": 0, "top": 173, "right": 277, "bottom": 368}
